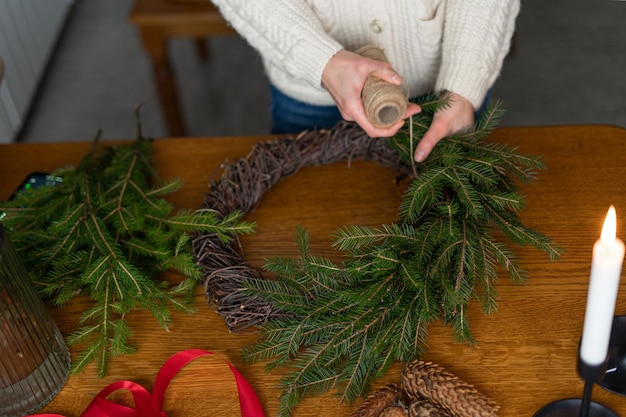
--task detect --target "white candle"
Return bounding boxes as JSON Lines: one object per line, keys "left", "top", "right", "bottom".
{"left": 580, "top": 206, "right": 625, "bottom": 365}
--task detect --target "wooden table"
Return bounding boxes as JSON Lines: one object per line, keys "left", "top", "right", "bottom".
{"left": 129, "top": 0, "right": 236, "bottom": 137}
{"left": 2, "top": 125, "right": 626, "bottom": 416}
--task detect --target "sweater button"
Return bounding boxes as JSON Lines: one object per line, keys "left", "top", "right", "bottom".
{"left": 369, "top": 20, "right": 383, "bottom": 33}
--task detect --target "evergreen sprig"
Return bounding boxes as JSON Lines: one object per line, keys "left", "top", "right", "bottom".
{"left": 240, "top": 98, "right": 561, "bottom": 416}
{"left": 0, "top": 136, "right": 255, "bottom": 376}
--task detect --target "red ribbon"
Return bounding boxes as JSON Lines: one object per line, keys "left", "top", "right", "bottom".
{"left": 30, "top": 349, "right": 265, "bottom": 417}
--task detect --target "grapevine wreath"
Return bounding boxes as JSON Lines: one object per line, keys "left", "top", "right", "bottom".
{"left": 192, "top": 97, "right": 561, "bottom": 417}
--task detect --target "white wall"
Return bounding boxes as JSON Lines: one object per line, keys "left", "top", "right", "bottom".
{"left": 0, "top": 0, "right": 74, "bottom": 143}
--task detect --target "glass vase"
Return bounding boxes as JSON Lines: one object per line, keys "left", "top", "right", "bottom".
{"left": 0, "top": 223, "right": 71, "bottom": 416}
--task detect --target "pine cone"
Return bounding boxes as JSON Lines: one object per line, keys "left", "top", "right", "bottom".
{"left": 400, "top": 360, "right": 499, "bottom": 417}
{"left": 380, "top": 405, "right": 409, "bottom": 417}
{"left": 351, "top": 384, "right": 405, "bottom": 417}
{"left": 408, "top": 399, "right": 452, "bottom": 417}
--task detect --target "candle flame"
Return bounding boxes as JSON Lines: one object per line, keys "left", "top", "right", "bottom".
{"left": 601, "top": 205, "right": 617, "bottom": 246}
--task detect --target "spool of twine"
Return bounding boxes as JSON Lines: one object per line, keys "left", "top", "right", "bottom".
{"left": 356, "top": 45, "right": 408, "bottom": 128}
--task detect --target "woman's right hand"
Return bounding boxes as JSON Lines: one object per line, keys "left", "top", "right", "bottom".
{"left": 321, "top": 50, "right": 421, "bottom": 138}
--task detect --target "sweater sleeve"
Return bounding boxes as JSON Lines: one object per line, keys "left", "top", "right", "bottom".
{"left": 434, "top": 0, "right": 520, "bottom": 109}
{"left": 210, "top": 0, "right": 344, "bottom": 89}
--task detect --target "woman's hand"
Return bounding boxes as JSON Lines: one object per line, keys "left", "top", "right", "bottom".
{"left": 413, "top": 92, "right": 474, "bottom": 162}
{"left": 321, "top": 50, "right": 421, "bottom": 138}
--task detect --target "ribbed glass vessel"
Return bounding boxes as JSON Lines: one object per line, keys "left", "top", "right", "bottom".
{"left": 0, "top": 224, "right": 70, "bottom": 416}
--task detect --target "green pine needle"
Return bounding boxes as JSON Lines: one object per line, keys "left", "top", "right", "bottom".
{"left": 0, "top": 135, "right": 256, "bottom": 377}
{"left": 240, "top": 98, "right": 562, "bottom": 417}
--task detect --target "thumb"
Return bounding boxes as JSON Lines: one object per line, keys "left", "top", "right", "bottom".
{"left": 369, "top": 62, "right": 403, "bottom": 86}
{"left": 414, "top": 121, "right": 447, "bottom": 162}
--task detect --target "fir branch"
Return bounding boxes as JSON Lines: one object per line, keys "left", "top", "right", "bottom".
{"left": 0, "top": 135, "right": 255, "bottom": 377}
{"left": 239, "top": 99, "right": 562, "bottom": 416}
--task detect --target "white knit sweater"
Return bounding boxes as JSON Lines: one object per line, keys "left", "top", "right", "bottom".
{"left": 210, "top": 0, "right": 520, "bottom": 109}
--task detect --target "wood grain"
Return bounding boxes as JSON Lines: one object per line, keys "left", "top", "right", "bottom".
{"left": 1, "top": 125, "right": 626, "bottom": 416}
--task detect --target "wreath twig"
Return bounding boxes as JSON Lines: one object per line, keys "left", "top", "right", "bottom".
{"left": 194, "top": 122, "right": 413, "bottom": 331}
{"left": 193, "top": 99, "right": 561, "bottom": 416}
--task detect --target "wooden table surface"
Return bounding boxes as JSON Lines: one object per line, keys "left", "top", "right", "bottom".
{"left": 2, "top": 125, "right": 626, "bottom": 417}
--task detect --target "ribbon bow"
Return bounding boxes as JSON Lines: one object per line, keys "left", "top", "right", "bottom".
{"left": 31, "top": 349, "right": 265, "bottom": 417}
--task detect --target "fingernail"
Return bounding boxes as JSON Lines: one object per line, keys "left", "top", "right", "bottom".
{"left": 415, "top": 150, "right": 425, "bottom": 162}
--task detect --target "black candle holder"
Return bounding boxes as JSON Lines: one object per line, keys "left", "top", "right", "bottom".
{"left": 533, "top": 352, "right": 619, "bottom": 417}
{"left": 598, "top": 315, "right": 626, "bottom": 395}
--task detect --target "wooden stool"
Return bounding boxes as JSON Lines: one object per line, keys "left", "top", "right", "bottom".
{"left": 130, "top": 0, "right": 236, "bottom": 136}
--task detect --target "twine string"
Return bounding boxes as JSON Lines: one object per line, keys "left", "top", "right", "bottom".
{"left": 356, "top": 45, "right": 409, "bottom": 128}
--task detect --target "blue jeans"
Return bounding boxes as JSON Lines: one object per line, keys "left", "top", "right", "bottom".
{"left": 270, "top": 85, "right": 490, "bottom": 135}
{"left": 270, "top": 86, "right": 342, "bottom": 134}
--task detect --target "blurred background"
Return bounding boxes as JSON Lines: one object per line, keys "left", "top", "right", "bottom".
{"left": 1, "top": 0, "right": 625, "bottom": 144}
